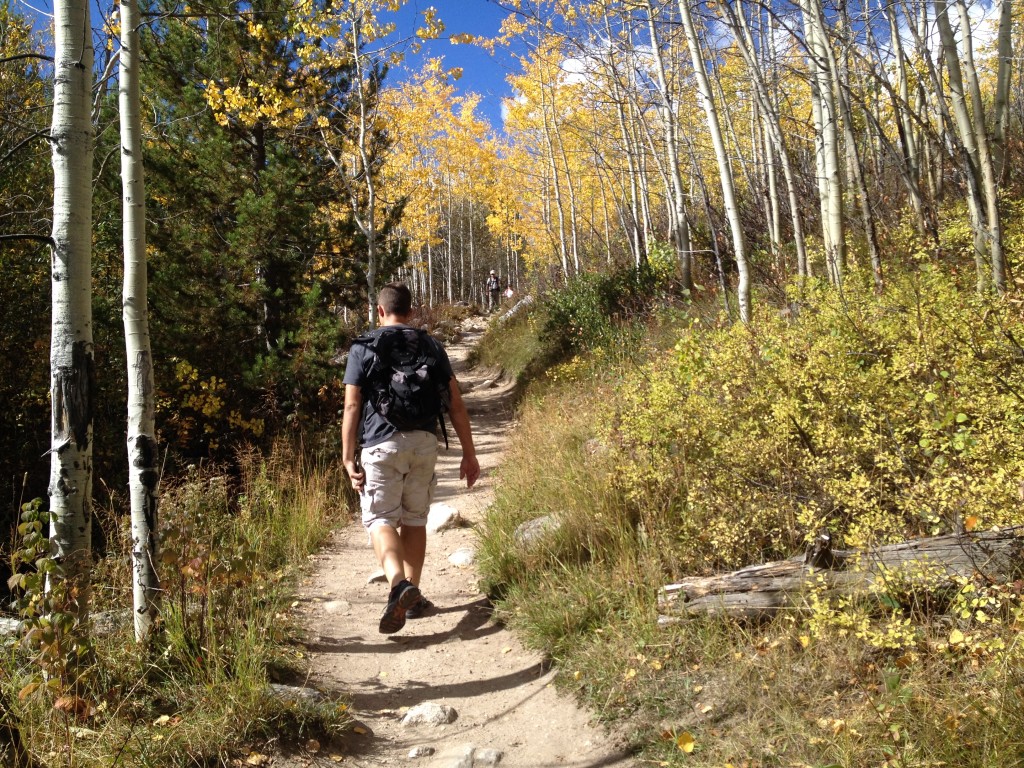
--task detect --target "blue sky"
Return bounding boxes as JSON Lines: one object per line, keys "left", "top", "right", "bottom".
{"left": 16, "top": 0, "right": 521, "bottom": 129}
{"left": 387, "top": 0, "right": 520, "bottom": 129}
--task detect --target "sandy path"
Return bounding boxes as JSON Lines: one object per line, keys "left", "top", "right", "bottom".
{"left": 285, "top": 319, "right": 635, "bottom": 768}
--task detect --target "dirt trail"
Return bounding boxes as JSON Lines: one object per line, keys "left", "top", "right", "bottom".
{"left": 286, "top": 318, "right": 635, "bottom": 768}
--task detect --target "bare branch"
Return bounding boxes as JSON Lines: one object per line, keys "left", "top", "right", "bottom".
{"left": 0, "top": 53, "right": 54, "bottom": 65}
{"left": 0, "top": 233, "right": 53, "bottom": 247}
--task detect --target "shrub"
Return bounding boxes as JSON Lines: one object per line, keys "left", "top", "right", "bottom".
{"left": 610, "top": 267, "right": 1024, "bottom": 576}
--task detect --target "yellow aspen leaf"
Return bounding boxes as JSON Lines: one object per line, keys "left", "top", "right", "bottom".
{"left": 676, "top": 731, "right": 696, "bottom": 753}
{"left": 964, "top": 516, "right": 979, "bottom": 532}
{"left": 353, "top": 725, "right": 369, "bottom": 735}
{"left": 799, "top": 635, "right": 811, "bottom": 648}
{"left": 949, "top": 628, "right": 965, "bottom": 644}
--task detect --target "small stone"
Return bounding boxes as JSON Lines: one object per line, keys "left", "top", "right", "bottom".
{"left": 481, "top": 379, "right": 497, "bottom": 389}
{"left": 657, "top": 614, "right": 681, "bottom": 627}
{"left": 448, "top": 548, "right": 476, "bottom": 567}
{"left": 267, "top": 684, "right": 325, "bottom": 705}
{"left": 322, "top": 600, "right": 351, "bottom": 614}
{"left": 459, "top": 381, "right": 476, "bottom": 394}
{"left": 367, "top": 569, "right": 387, "bottom": 584}
{"left": 472, "top": 748, "right": 504, "bottom": 766}
{"left": 428, "top": 503, "right": 462, "bottom": 533}
{"left": 401, "top": 702, "right": 459, "bottom": 726}
{"left": 408, "top": 746, "right": 436, "bottom": 759}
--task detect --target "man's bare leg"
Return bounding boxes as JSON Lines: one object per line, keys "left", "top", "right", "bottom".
{"left": 370, "top": 524, "right": 407, "bottom": 588}
{"left": 400, "top": 525, "right": 427, "bottom": 586}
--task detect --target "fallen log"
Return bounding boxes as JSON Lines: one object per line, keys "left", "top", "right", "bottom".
{"left": 658, "top": 527, "right": 1024, "bottom": 622}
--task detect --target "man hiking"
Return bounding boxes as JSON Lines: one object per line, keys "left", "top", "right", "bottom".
{"left": 342, "top": 282, "right": 480, "bottom": 634}
{"left": 485, "top": 270, "right": 500, "bottom": 311}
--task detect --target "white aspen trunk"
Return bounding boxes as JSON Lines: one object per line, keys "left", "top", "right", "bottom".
{"left": 728, "top": 3, "right": 807, "bottom": 278}
{"left": 801, "top": 0, "right": 845, "bottom": 285}
{"left": 601, "top": 16, "right": 653, "bottom": 271}
{"left": 468, "top": 206, "right": 476, "bottom": 301}
{"left": 49, "top": 0, "right": 95, "bottom": 610}
{"left": 885, "top": 3, "right": 927, "bottom": 238}
{"left": 954, "top": 0, "right": 1005, "bottom": 291}
{"left": 119, "top": 0, "right": 159, "bottom": 642}
{"left": 539, "top": 75, "right": 569, "bottom": 276}
{"left": 823, "top": 7, "right": 882, "bottom": 291}
{"left": 458, "top": 197, "right": 466, "bottom": 301}
{"left": 426, "top": 237, "right": 434, "bottom": 307}
{"left": 992, "top": 0, "right": 1013, "bottom": 181}
{"left": 445, "top": 182, "right": 454, "bottom": 302}
{"left": 763, "top": 117, "right": 782, "bottom": 271}
{"left": 642, "top": 0, "right": 692, "bottom": 286}
{"left": 934, "top": 0, "right": 1004, "bottom": 291}
{"left": 549, "top": 98, "right": 580, "bottom": 274}
{"left": 678, "top": 0, "right": 750, "bottom": 321}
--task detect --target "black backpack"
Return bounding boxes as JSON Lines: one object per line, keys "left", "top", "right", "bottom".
{"left": 358, "top": 327, "right": 450, "bottom": 443}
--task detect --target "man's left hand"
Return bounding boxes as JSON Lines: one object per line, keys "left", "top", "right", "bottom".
{"left": 460, "top": 455, "right": 480, "bottom": 488}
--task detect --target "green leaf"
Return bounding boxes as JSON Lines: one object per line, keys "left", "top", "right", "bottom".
{"left": 924, "top": 392, "right": 938, "bottom": 403}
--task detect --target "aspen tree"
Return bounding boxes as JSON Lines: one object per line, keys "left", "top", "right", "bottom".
{"left": 49, "top": 0, "right": 95, "bottom": 611}
{"left": 677, "top": 0, "right": 750, "bottom": 320}
{"left": 800, "top": 0, "right": 845, "bottom": 285}
{"left": 934, "top": 0, "right": 1005, "bottom": 292}
{"left": 118, "top": 0, "right": 159, "bottom": 641}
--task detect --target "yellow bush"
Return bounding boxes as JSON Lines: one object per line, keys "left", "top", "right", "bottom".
{"left": 608, "top": 268, "right": 1024, "bottom": 576}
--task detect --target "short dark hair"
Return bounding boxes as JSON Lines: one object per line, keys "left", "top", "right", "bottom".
{"left": 378, "top": 282, "right": 412, "bottom": 317}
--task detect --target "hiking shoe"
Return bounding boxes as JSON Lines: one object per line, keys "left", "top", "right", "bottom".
{"left": 378, "top": 580, "right": 422, "bottom": 634}
{"left": 405, "top": 596, "right": 435, "bottom": 619}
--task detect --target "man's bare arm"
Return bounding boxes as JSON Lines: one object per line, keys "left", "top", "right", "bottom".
{"left": 342, "top": 384, "right": 365, "bottom": 491}
{"left": 447, "top": 378, "right": 480, "bottom": 488}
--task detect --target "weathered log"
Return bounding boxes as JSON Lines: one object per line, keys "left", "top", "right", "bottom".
{"left": 659, "top": 528, "right": 1024, "bottom": 621}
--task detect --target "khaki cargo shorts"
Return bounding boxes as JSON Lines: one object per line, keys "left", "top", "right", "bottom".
{"left": 359, "top": 430, "right": 438, "bottom": 530}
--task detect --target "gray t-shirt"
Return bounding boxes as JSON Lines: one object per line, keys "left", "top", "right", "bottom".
{"left": 343, "top": 324, "right": 454, "bottom": 448}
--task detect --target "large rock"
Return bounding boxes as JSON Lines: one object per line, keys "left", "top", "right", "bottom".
{"left": 513, "top": 515, "right": 560, "bottom": 548}
{"left": 401, "top": 702, "right": 459, "bottom": 726}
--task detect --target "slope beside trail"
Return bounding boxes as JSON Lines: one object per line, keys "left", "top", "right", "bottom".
{"left": 283, "top": 318, "right": 636, "bottom": 768}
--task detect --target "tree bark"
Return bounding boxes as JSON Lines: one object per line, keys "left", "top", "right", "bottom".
{"left": 49, "top": 0, "right": 95, "bottom": 613}
{"left": 678, "top": 0, "right": 749, "bottom": 321}
{"left": 119, "top": 0, "right": 160, "bottom": 643}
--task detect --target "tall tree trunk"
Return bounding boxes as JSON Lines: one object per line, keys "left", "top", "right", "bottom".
{"left": 992, "top": 0, "right": 1013, "bottom": 182}
{"left": 801, "top": 0, "right": 845, "bottom": 285}
{"left": 824, "top": 9, "right": 882, "bottom": 291}
{"left": 678, "top": 0, "right": 749, "bottom": 320}
{"left": 49, "top": 0, "right": 95, "bottom": 613}
{"left": 119, "top": 0, "right": 159, "bottom": 643}
{"left": 642, "top": 0, "right": 692, "bottom": 288}
{"left": 934, "top": 0, "right": 1005, "bottom": 292}
{"left": 725, "top": 3, "right": 808, "bottom": 278}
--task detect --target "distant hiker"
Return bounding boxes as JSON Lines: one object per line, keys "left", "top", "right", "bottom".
{"left": 485, "top": 270, "right": 501, "bottom": 311}
{"left": 342, "top": 282, "right": 480, "bottom": 634}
